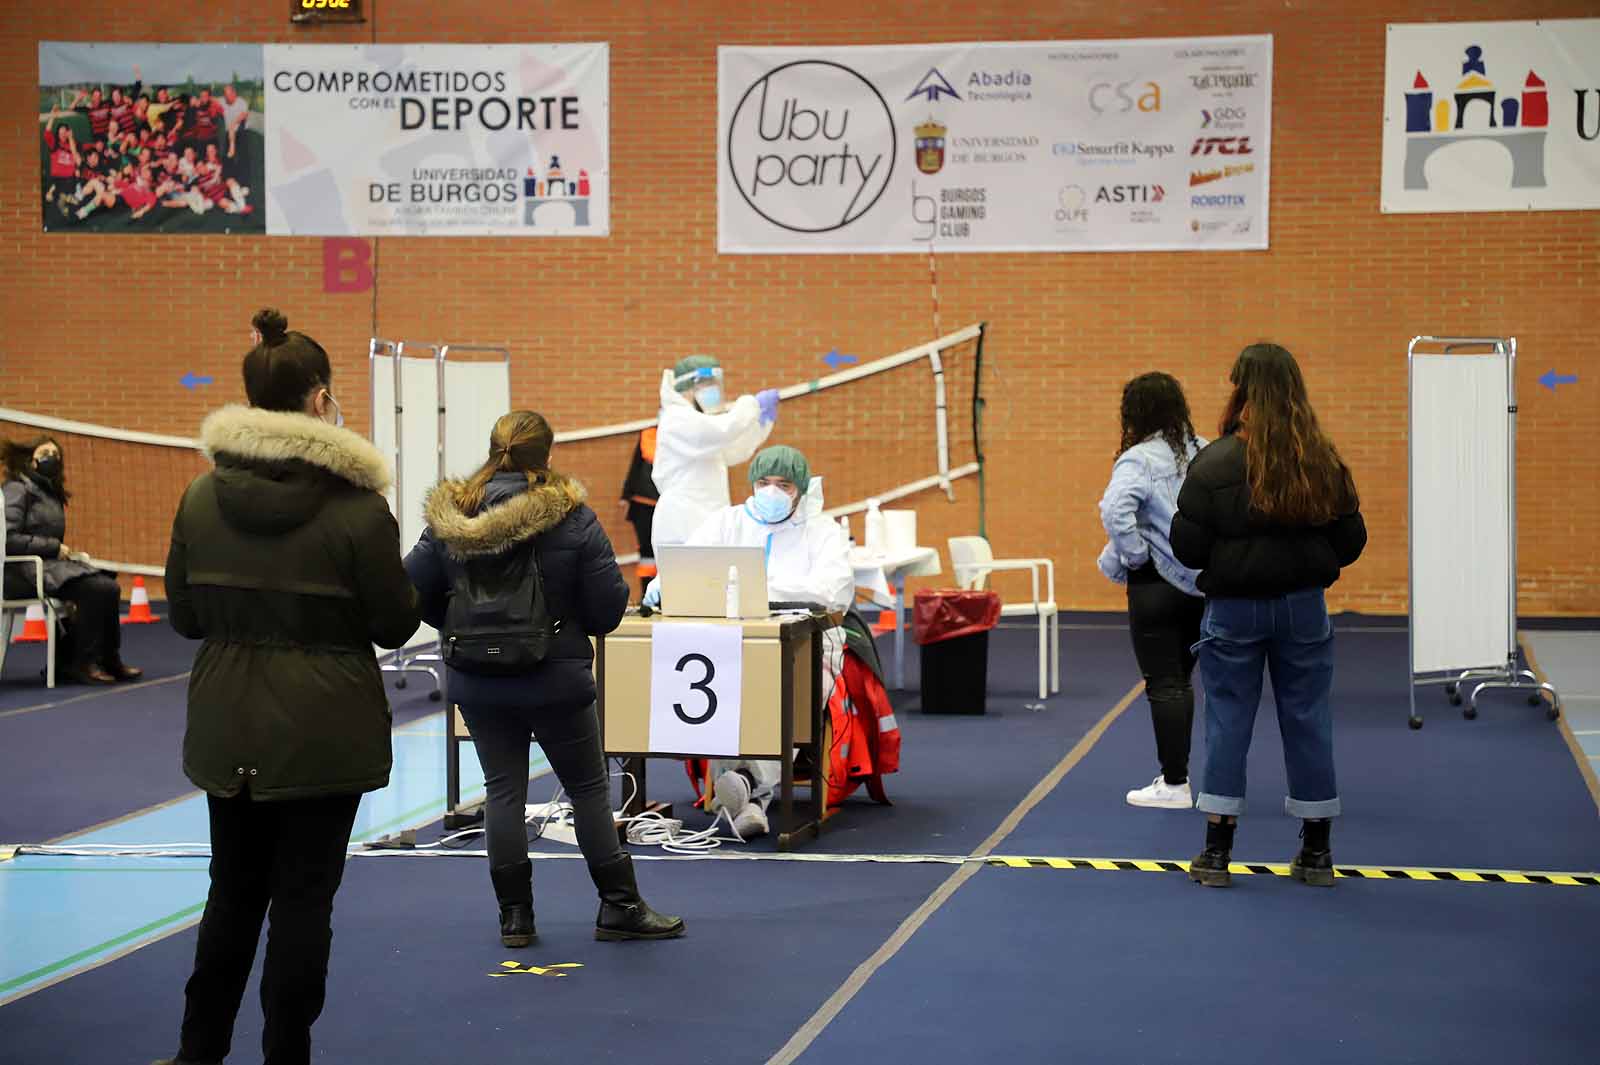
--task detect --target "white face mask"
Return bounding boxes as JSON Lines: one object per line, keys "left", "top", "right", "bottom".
{"left": 750, "top": 484, "right": 796, "bottom": 524}
{"left": 320, "top": 390, "right": 344, "bottom": 428}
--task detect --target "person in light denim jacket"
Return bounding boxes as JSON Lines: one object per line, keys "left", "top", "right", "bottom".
{"left": 1098, "top": 372, "right": 1206, "bottom": 810}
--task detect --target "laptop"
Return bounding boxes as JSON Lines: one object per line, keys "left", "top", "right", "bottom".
{"left": 655, "top": 545, "right": 770, "bottom": 619}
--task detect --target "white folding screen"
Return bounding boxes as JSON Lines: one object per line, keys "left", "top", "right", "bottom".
{"left": 1409, "top": 348, "right": 1513, "bottom": 674}
{"left": 371, "top": 347, "right": 512, "bottom": 652}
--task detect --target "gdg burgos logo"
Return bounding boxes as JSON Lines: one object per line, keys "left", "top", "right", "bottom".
{"left": 726, "top": 60, "right": 897, "bottom": 233}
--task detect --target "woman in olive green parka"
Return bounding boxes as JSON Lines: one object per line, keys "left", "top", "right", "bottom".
{"left": 156, "top": 309, "right": 419, "bottom": 1065}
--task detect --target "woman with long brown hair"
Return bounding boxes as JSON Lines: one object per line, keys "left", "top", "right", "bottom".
{"left": 1170, "top": 344, "right": 1367, "bottom": 888}
{"left": 404, "top": 411, "right": 683, "bottom": 946}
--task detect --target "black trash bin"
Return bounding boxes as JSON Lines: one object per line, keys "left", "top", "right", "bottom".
{"left": 914, "top": 589, "right": 1001, "bottom": 715}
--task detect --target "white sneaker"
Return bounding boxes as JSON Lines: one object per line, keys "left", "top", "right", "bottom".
{"left": 712, "top": 769, "right": 750, "bottom": 815}
{"left": 732, "top": 801, "right": 769, "bottom": 839}
{"left": 1125, "top": 775, "right": 1192, "bottom": 810}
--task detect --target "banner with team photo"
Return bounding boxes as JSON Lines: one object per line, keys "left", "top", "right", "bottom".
{"left": 38, "top": 42, "right": 267, "bottom": 233}
{"left": 263, "top": 43, "right": 609, "bottom": 236}
{"left": 717, "top": 37, "right": 1271, "bottom": 254}
{"left": 38, "top": 42, "right": 608, "bottom": 237}
{"left": 1381, "top": 20, "right": 1600, "bottom": 213}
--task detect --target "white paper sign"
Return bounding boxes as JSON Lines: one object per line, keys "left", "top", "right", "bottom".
{"left": 718, "top": 36, "right": 1273, "bottom": 253}
{"left": 1382, "top": 20, "right": 1600, "bottom": 213}
{"left": 648, "top": 623, "right": 743, "bottom": 757}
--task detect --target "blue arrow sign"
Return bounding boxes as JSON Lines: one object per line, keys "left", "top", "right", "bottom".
{"left": 1538, "top": 370, "right": 1578, "bottom": 391}
{"left": 823, "top": 349, "right": 858, "bottom": 370}
{"left": 181, "top": 372, "right": 214, "bottom": 390}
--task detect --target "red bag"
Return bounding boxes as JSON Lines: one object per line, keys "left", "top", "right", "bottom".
{"left": 912, "top": 589, "right": 1001, "bottom": 646}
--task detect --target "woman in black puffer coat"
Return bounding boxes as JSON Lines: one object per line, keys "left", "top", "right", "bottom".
{"left": 3, "top": 436, "right": 140, "bottom": 684}
{"left": 405, "top": 410, "right": 684, "bottom": 948}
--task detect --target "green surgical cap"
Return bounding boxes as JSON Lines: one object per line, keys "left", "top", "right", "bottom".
{"left": 749, "top": 445, "right": 810, "bottom": 492}
{"left": 672, "top": 354, "right": 721, "bottom": 386}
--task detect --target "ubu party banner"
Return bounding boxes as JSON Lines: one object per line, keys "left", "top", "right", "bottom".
{"left": 38, "top": 42, "right": 609, "bottom": 236}
{"left": 717, "top": 37, "right": 1272, "bottom": 254}
{"left": 1382, "top": 20, "right": 1600, "bottom": 213}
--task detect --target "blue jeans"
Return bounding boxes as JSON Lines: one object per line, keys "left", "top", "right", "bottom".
{"left": 1195, "top": 588, "right": 1340, "bottom": 819}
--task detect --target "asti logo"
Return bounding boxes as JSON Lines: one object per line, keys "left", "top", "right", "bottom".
{"left": 1096, "top": 184, "right": 1164, "bottom": 204}
{"left": 1089, "top": 79, "right": 1161, "bottom": 114}
{"left": 907, "top": 69, "right": 960, "bottom": 103}
{"left": 1191, "top": 136, "right": 1253, "bottom": 156}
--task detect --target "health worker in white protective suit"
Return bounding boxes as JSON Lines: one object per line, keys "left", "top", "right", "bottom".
{"left": 650, "top": 355, "right": 780, "bottom": 547}
{"left": 644, "top": 445, "right": 854, "bottom": 838}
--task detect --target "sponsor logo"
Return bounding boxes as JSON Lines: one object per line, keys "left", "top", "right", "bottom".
{"left": 1053, "top": 140, "right": 1176, "bottom": 164}
{"left": 1201, "top": 106, "right": 1247, "bottom": 129}
{"left": 950, "top": 134, "right": 1037, "bottom": 164}
{"left": 1190, "top": 193, "right": 1247, "bottom": 208}
{"left": 967, "top": 69, "right": 1033, "bottom": 102}
{"left": 1053, "top": 184, "right": 1090, "bottom": 229}
{"left": 1095, "top": 184, "right": 1164, "bottom": 204}
{"left": 1191, "top": 218, "right": 1229, "bottom": 234}
{"left": 726, "top": 60, "right": 896, "bottom": 233}
{"left": 1402, "top": 45, "right": 1555, "bottom": 191}
{"left": 1089, "top": 79, "right": 1162, "bottom": 114}
{"left": 1189, "top": 72, "right": 1258, "bottom": 92}
{"left": 1191, "top": 136, "right": 1253, "bottom": 156}
{"left": 1189, "top": 162, "right": 1255, "bottom": 186}
{"left": 911, "top": 182, "right": 987, "bottom": 241}
{"left": 914, "top": 118, "right": 947, "bottom": 174}
{"left": 907, "top": 68, "right": 961, "bottom": 104}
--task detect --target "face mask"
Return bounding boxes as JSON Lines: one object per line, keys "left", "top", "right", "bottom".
{"left": 694, "top": 385, "right": 724, "bottom": 413}
{"left": 34, "top": 456, "right": 62, "bottom": 480}
{"left": 321, "top": 391, "right": 345, "bottom": 428}
{"left": 750, "top": 484, "right": 795, "bottom": 524}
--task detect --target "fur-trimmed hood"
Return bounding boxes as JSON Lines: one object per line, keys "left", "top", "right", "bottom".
{"left": 201, "top": 405, "right": 392, "bottom": 494}
{"left": 424, "top": 472, "right": 588, "bottom": 559}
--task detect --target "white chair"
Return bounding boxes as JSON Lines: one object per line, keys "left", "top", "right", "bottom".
{"left": 948, "top": 535, "right": 1059, "bottom": 701}
{"left": 0, "top": 501, "right": 61, "bottom": 688}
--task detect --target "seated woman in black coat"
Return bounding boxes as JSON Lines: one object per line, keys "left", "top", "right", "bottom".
{"left": 2, "top": 437, "right": 141, "bottom": 684}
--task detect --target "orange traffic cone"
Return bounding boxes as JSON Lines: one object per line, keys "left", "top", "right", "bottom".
{"left": 121, "top": 576, "right": 160, "bottom": 624}
{"left": 12, "top": 603, "right": 49, "bottom": 643}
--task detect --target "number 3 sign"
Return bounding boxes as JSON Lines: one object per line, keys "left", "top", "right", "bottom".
{"left": 648, "top": 623, "right": 743, "bottom": 756}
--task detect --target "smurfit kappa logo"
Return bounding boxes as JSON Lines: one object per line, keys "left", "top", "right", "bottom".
{"left": 726, "top": 59, "right": 897, "bottom": 234}
{"left": 1401, "top": 44, "right": 1550, "bottom": 191}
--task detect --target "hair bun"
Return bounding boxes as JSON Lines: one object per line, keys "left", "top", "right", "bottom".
{"left": 252, "top": 308, "right": 289, "bottom": 346}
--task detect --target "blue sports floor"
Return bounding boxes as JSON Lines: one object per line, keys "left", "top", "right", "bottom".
{"left": 3, "top": 613, "right": 1598, "bottom": 1064}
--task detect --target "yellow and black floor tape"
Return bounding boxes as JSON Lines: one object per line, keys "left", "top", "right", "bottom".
{"left": 986, "top": 856, "right": 1600, "bottom": 887}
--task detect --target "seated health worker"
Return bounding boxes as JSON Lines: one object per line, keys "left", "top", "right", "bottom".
{"left": 644, "top": 445, "right": 852, "bottom": 838}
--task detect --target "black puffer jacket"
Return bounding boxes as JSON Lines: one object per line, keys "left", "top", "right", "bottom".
{"left": 3, "top": 471, "right": 98, "bottom": 598}
{"left": 404, "top": 471, "right": 629, "bottom": 712}
{"left": 1170, "top": 434, "right": 1366, "bottom": 598}
{"left": 166, "top": 406, "right": 422, "bottom": 800}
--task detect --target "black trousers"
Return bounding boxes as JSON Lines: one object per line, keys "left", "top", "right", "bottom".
{"left": 459, "top": 700, "right": 623, "bottom": 882}
{"left": 57, "top": 572, "right": 122, "bottom": 671}
{"left": 178, "top": 792, "right": 360, "bottom": 1065}
{"left": 1126, "top": 567, "right": 1205, "bottom": 785}
{"left": 626, "top": 504, "right": 656, "bottom": 597}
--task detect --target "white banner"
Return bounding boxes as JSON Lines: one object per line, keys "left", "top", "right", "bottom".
{"left": 648, "top": 623, "right": 744, "bottom": 757}
{"left": 1382, "top": 20, "right": 1600, "bottom": 213}
{"left": 717, "top": 37, "right": 1271, "bottom": 254}
{"left": 263, "top": 43, "right": 609, "bottom": 235}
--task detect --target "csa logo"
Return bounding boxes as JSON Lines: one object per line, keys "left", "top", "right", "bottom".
{"left": 1401, "top": 45, "right": 1549, "bottom": 190}
{"left": 915, "top": 119, "right": 947, "bottom": 174}
{"left": 1089, "top": 79, "right": 1162, "bottom": 114}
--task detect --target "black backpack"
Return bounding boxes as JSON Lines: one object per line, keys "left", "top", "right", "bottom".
{"left": 442, "top": 539, "right": 562, "bottom": 676}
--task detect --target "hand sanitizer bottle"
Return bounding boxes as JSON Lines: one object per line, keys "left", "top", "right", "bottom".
{"left": 865, "top": 499, "right": 885, "bottom": 551}
{"left": 725, "top": 565, "right": 740, "bottom": 619}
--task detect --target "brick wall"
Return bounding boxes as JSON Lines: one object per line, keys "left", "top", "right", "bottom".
{"left": 1, "top": 1, "right": 1596, "bottom": 614}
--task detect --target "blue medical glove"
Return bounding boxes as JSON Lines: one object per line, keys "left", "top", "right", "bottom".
{"left": 642, "top": 581, "right": 662, "bottom": 609}
{"left": 757, "top": 388, "right": 780, "bottom": 426}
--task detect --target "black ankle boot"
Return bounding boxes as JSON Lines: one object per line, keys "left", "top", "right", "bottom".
{"left": 589, "top": 854, "right": 686, "bottom": 941}
{"left": 1291, "top": 818, "right": 1335, "bottom": 887}
{"left": 1189, "top": 818, "right": 1236, "bottom": 887}
{"left": 489, "top": 861, "right": 537, "bottom": 947}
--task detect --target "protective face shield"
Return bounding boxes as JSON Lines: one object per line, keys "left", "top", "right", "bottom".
{"left": 674, "top": 365, "right": 726, "bottom": 414}
{"left": 749, "top": 483, "right": 798, "bottom": 524}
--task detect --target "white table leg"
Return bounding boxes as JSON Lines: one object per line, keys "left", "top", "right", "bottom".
{"left": 894, "top": 574, "right": 907, "bottom": 690}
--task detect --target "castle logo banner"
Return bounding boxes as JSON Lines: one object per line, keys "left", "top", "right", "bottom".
{"left": 1382, "top": 20, "right": 1600, "bottom": 213}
